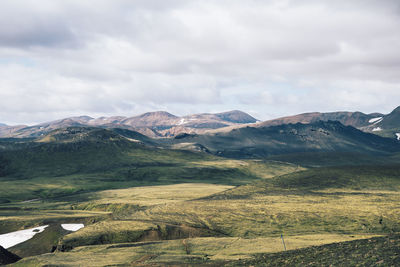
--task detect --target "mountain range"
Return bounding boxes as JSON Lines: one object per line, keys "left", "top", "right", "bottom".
{"left": 0, "top": 106, "right": 399, "bottom": 141}
{"left": 0, "top": 110, "right": 258, "bottom": 139}
{"left": 1, "top": 107, "right": 400, "bottom": 265}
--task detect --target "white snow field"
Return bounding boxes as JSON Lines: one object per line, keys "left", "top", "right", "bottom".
{"left": 0, "top": 225, "right": 48, "bottom": 249}
{"left": 369, "top": 117, "right": 383, "bottom": 124}
{"left": 61, "top": 224, "right": 84, "bottom": 231}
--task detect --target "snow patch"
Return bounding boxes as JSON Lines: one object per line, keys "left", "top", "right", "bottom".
{"left": 177, "top": 118, "right": 186, "bottom": 125}
{"left": 372, "top": 127, "right": 382, "bottom": 132}
{"left": 0, "top": 225, "right": 48, "bottom": 249}
{"left": 369, "top": 117, "right": 383, "bottom": 124}
{"left": 124, "top": 137, "right": 140, "bottom": 143}
{"left": 396, "top": 133, "right": 400, "bottom": 140}
{"left": 61, "top": 224, "right": 84, "bottom": 232}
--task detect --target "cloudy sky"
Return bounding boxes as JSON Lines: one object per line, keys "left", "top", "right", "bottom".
{"left": 1, "top": 0, "right": 400, "bottom": 125}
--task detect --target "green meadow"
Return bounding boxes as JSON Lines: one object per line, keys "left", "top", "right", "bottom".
{"left": 1, "top": 162, "right": 399, "bottom": 266}
{"left": 0, "top": 131, "right": 399, "bottom": 266}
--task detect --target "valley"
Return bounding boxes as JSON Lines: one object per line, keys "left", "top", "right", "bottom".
{"left": 0, "top": 107, "right": 399, "bottom": 266}
{"left": 1, "top": 1, "right": 399, "bottom": 265}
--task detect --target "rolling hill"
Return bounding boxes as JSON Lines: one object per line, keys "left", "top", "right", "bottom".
{"left": 168, "top": 120, "right": 400, "bottom": 159}
{"left": 0, "top": 127, "right": 300, "bottom": 202}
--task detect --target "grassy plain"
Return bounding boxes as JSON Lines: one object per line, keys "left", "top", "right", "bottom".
{"left": 3, "top": 162, "right": 399, "bottom": 266}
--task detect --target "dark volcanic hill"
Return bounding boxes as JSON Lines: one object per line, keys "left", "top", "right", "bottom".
{"left": 258, "top": 106, "right": 399, "bottom": 140}
{"left": 259, "top": 111, "right": 383, "bottom": 128}
{"left": 360, "top": 106, "right": 400, "bottom": 139}
{"left": 169, "top": 121, "right": 400, "bottom": 158}
{"left": 379, "top": 106, "right": 400, "bottom": 128}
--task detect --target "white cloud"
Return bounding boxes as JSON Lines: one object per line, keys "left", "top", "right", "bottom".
{"left": 0, "top": 0, "right": 399, "bottom": 124}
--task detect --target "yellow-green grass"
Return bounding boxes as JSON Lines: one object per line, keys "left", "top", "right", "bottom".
{"left": 0, "top": 158, "right": 300, "bottom": 203}
{"left": 5, "top": 164, "right": 400, "bottom": 266}
{"left": 12, "top": 234, "right": 379, "bottom": 266}
{"left": 59, "top": 220, "right": 158, "bottom": 250}
{"left": 58, "top": 219, "right": 226, "bottom": 250}
{"left": 76, "top": 183, "right": 234, "bottom": 207}
{"left": 0, "top": 183, "right": 233, "bottom": 237}
{"left": 53, "top": 182, "right": 400, "bottom": 252}
{"left": 193, "top": 159, "right": 305, "bottom": 179}
{"left": 127, "top": 189, "right": 400, "bottom": 237}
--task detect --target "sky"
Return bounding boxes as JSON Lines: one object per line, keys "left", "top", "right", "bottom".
{"left": 1, "top": 0, "right": 400, "bottom": 125}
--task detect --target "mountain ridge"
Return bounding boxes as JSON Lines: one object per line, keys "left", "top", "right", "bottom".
{"left": 0, "top": 110, "right": 258, "bottom": 139}
{"left": 167, "top": 120, "right": 400, "bottom": 158}
{"left": 0, "top": 106, "right": 398, "bottom": 139}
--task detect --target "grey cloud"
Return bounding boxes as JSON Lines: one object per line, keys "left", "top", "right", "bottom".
{"left": 0, "top": 0, "right": 399, "bottom": 124}
{"left": 0, "top": 1, "right": 78, "bottom": 48}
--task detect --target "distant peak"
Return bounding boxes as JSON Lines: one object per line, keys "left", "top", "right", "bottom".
{"left": 63, "top": 116, "right": 94, "bottom": 121}
{"left": 216, "top": 110, "right": 248, "bottom": 115}
{"left": 215, "top": 110, "right": 258, "bottom": 123}
{"left": 137, "top": 111, "right": 178, "bottom": 118}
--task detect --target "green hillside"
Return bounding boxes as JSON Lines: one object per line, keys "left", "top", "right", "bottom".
{"left": 0, "top": 127, "right": 299, "bottom": 202}
{"left": 167, "top": 121, "right": 400, "bottom": 158}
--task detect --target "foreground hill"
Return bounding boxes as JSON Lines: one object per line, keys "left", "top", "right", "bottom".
{"left": 169, "top": 120, "right": 400, "bottom": 159}
{"left": 233, "top": 234, "right": 400, "bottom": 267}
{"left": 210, "top": 164, "right": 400, "bottom": 200}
